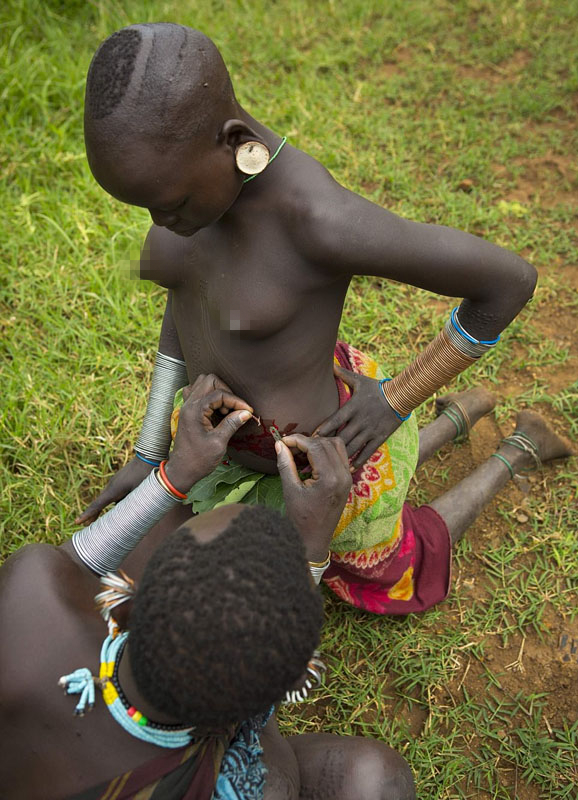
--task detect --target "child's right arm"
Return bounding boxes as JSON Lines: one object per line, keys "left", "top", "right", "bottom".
{"left": 77, "top": 225, "right": 191, "bottom": 523}
{"left": 76, "top": 292, "right": 188, "bottom": 524}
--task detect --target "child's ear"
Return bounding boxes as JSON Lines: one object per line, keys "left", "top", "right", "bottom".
{"left": 219, "top": 119, "right": 266, "bottom": 150}
{"left": 219, "top": 119, "right": 270, "bottom": 177}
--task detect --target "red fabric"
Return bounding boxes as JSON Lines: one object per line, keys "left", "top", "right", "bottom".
{"left": 324, "top": 503, "right": 451, "bottom": 615}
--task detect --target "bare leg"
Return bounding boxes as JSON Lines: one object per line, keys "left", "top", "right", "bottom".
{"left": 430, "top": 410, "right": 572, "bottom": 544}
{"left": 261, "top": 716, "right": 300, "bottom": 800}
{"left": 288, "top": 732, "right": 416, "bottom": 800}
{"left": 261, "top": 716, "right": 415, "bottom": 800}
{"left": 417, "top": 388, "right": 496, "bottom": 466}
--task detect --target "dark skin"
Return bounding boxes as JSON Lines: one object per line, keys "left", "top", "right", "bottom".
{"left": 0, "top": 376, "right": 415, "bottom": 800}
{"left": 80, "top": 35, "right": 536, "bottom": 520}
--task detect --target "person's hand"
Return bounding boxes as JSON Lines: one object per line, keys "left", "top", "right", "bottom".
{"left": 75, "top": 457, "right": 155, "bottom": 525}
{"left": 275, "top": 433, "right": 352, "bottom": 562}
{"left": 164, "top": 374, "right": 253, "bottom": 492}
{"left": 314, "top": 364, "right": 403, "bottom": 470}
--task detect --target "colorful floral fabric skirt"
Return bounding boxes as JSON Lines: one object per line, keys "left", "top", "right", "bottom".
{"left": 172, "top": 342, "right": 451, "bottom": 615}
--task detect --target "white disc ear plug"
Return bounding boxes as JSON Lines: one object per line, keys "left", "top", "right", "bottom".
{"left": 235, "top": 141, "right": 270, "bottom": 175}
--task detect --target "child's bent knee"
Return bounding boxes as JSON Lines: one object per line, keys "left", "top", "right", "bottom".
{"left": 339, "top": 740, "right": 416, "bottom": 800}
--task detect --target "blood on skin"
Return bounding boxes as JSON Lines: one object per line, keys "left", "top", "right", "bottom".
{"left": 228, "top": 418, "right": 309, "bottom": 464}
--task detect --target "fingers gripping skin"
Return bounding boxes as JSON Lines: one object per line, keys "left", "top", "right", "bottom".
{"left": 314, "top": 364, "right": 402, "bottom": 471}
{"left": 164, "top": 374, "right": 253, "bottom": 492}
{"left": 78, "top": 374, "right": 252, "bottom": 521}
{"left": 275, "top": 434, "right": 352, "bottom": 562}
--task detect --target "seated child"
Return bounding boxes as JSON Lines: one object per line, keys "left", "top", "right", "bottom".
{"left": 81, "top": 23, "right": 559, "bottom": 614}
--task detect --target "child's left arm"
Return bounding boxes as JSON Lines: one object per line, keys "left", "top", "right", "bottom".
{"left": 306, "top": 178, "right": 537, "bottom": 467}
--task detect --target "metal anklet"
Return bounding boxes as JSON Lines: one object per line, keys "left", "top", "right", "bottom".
{"left": 440, "top": 398, "right": 472, "bottom": 442}
{"left": 501, "top": 431, "right": 542, "bottom": 472}
{"left": 490, "top": 452, "right": 516, "bottom": 479}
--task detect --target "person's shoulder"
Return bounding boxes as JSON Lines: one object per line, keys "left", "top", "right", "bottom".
{"left": 0, "top": 542, "right": 89, "bottom": 669}
{"left": 0, "top": 545, "right": 59, "bottom": 674}
{"left": 0, "top": 541, "right": 60, "bottom": 586}
{"left": 140, "top": 224, "right": 190, "bottom": 288}
{"left": 0, "top": 543, "right": 84, "bottom": 619}
{"left": 0, "top": 544, "right": 92, "bottom": 757}
{"left": 282, "top": 149, "right": 380, "bottom": 269}
{"left": 283, "top": 149, "right": 342, "bottom": 217}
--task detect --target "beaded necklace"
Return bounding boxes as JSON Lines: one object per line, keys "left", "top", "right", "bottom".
{"left": 59, "top": 569, "right": 325, "bottom": 748}
{"left": 58, "top": 573, "right": 195, "bottom": 749}
{"left": 99, "top": 631, "right": 194, "bottom": 747}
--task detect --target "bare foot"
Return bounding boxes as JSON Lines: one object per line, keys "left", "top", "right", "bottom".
{"left": 435, "top": 388, "right": 496, "bottom": 431}
{"left": 513, "top": 410, "right": 573, "bottom": 463}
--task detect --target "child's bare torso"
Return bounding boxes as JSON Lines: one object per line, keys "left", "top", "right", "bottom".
{"left": 171, "top": 232, "right": 347, "bottom": 472}
{"left": 155, "top": 159, "right": 352, "bottom": 473}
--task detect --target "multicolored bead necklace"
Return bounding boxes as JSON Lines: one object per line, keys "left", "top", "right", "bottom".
{"left": 58, "top": 572, "right": 195, "bottom": 749}
{"left": 59, "top": 631, "right": 194, "bottom": 748}
{"left": 99, "top": 631, "right": 194, "bottom": 746}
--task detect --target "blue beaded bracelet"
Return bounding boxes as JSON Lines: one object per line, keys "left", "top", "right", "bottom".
{"left": 379, "top": 379, "right": 412, "bottom": 421}
{"left": 450, "top": 307, "right": 500, "bottom": 347}
{"left": 135, "top": 452, "right": 161, "bottom": 467}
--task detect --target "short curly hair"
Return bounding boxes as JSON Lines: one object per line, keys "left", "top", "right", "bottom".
{"left": 129, "top": 506, "right": 323, "bottom": 729}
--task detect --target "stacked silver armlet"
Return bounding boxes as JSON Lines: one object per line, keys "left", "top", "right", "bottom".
{"left": 309, "top": 553, "right": 331, "bottom": 585}
{"left": 135, "top": 352, "right": 188, "bottom": 462}
{"left": 382, "top": 306, "right": 500, "bottom": 420}
{"left": 72, "top": 470, "right": 180, "bottom": 575}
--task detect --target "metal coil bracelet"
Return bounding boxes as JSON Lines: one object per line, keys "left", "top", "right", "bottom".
{"left": 382, "top": 329, "right": 475, "bottom": 419}
{"left": 135, "top": 351, "right": 188, "bottom": 462}
{"left": 444, "top": 307, "right": 500, "bottom": 359}
{"left": 72, "top": 470, "right": 180, "bottom": 575}
{"left": 382, "top": 307, "right": 500, "bottom": 420}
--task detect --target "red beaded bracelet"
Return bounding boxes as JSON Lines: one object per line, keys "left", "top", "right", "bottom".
{"left": 158, "top": 460, "right": 188, "bottom": 501}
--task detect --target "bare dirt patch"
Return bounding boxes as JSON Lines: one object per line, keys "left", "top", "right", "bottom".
{"left": 456, "top": 50, "right": 532, "bottom": 85}
{"left": 375, "top": 46, "right": 416, "bottom": 80}
{"left": 494, "top": 153, "right": 578, "bottom": 209}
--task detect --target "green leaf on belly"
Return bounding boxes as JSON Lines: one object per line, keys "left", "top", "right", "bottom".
{"left": 188, "top": 462, "right": 263, "bottom": 502}
{"left": 242, "top": 475, "right": 285, "bottom": 511}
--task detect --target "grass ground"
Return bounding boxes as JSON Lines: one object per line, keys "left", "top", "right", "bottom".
{"left": 1, "top": 0, "right": 577, "bottom": 797}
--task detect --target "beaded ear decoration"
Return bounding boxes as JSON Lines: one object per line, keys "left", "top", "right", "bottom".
{"left": 95, "top": 570, "right": 136, "bottom": 637}
{"left": 283, "top": 651, "right": 326, "bottom": 704}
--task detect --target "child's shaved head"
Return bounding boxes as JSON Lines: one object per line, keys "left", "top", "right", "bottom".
{"left": 85, "top": 24, "right": 236, "bottom": 147}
